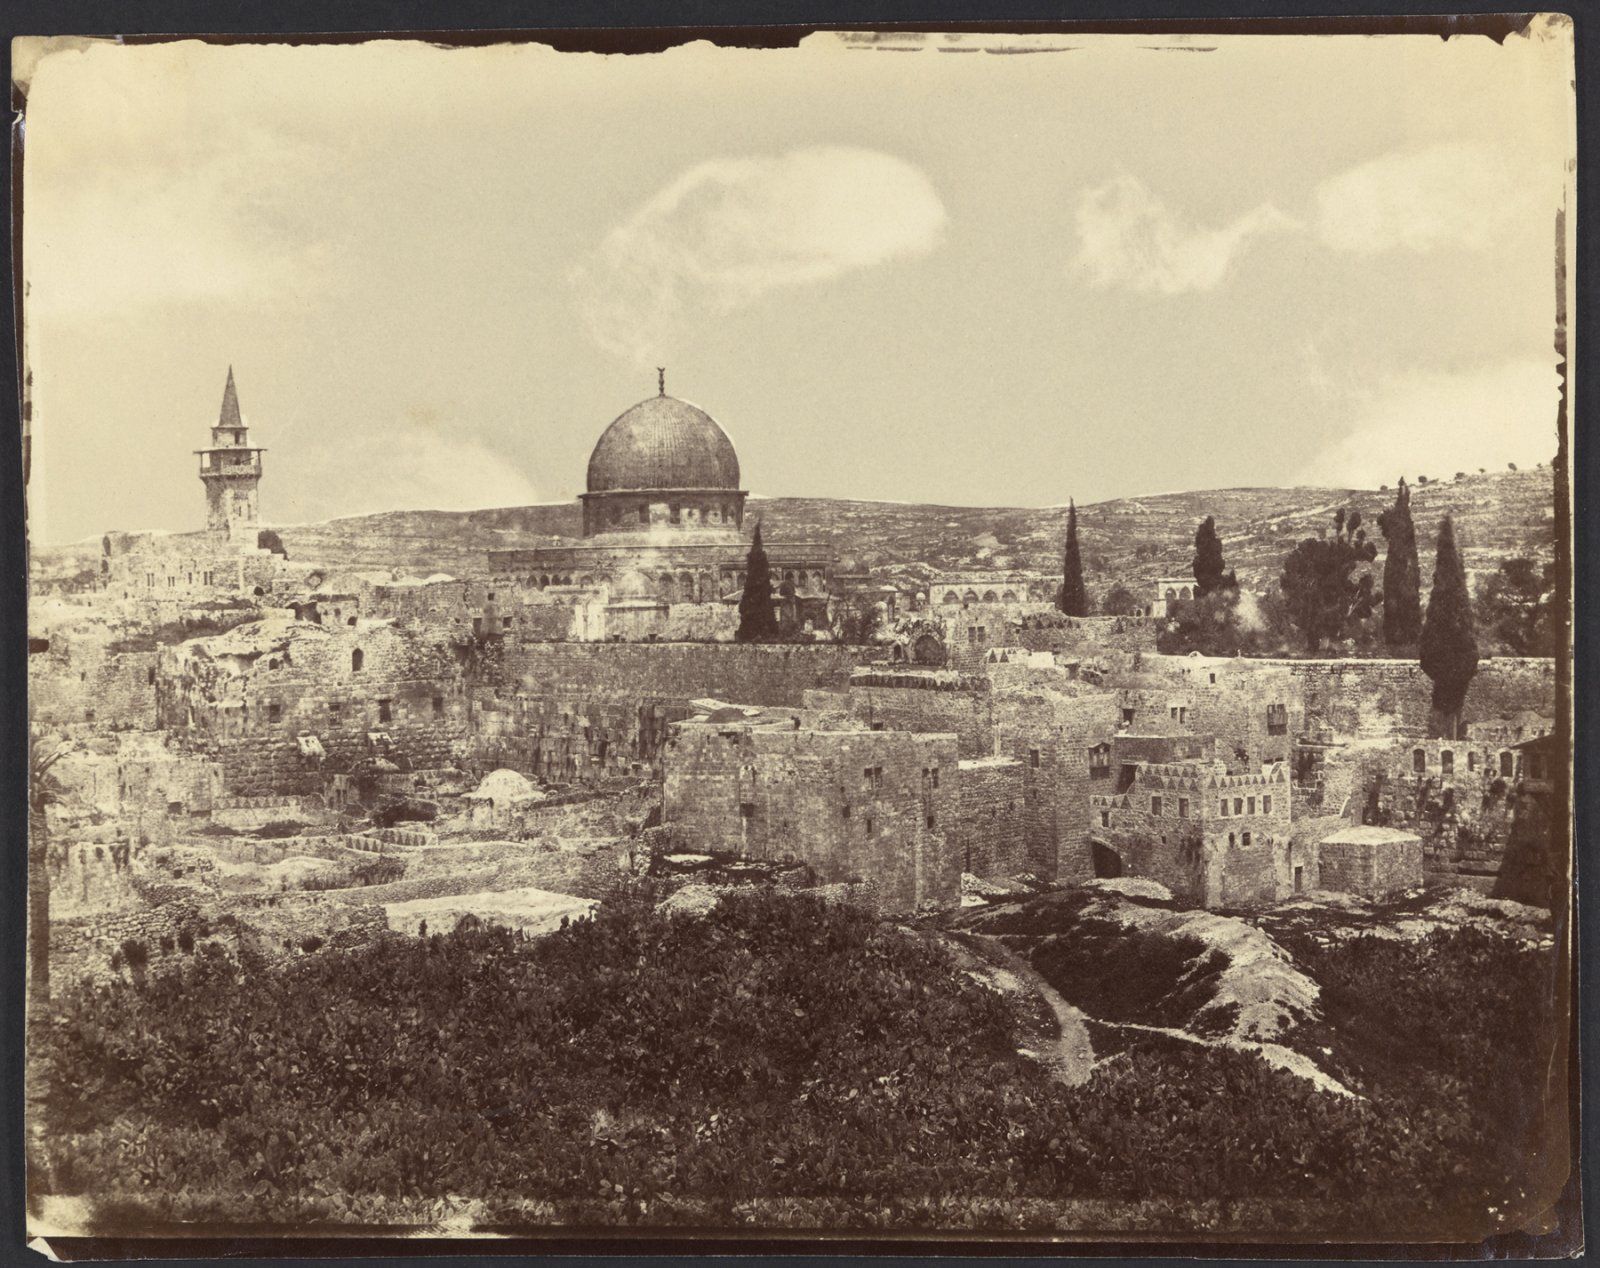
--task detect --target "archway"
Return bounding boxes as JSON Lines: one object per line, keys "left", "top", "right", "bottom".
{"left": 911, "top": 632, "right": 947, "bottom": 667}
{"left": 1091, "top": 843, "right": 1123, "bottom": 879}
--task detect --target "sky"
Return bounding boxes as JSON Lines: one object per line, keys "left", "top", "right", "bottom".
{"left": 18, "top": 23, "right": 1575, "bottom": 545}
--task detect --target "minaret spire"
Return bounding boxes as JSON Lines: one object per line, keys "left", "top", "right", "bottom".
{"left": 219, "top": 365, "right": 243, "bottom": 430}
{"left": 657, "top": 366, "right": 666, "bottom": 396}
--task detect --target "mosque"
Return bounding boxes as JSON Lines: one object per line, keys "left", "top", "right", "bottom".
{"left": 488, "top": 374, "right": 837, "bottom": 635}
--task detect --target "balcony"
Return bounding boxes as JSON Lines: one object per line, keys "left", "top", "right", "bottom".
{"left": 199, "top": 454, "right": 262, "bottom": 479}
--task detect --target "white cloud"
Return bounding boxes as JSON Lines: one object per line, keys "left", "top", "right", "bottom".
{"left": 1314, "top": 142, "right": 1531, "bottom": 255}
{"left": 1298, "top": 358, "right": 1560, "bottom": 489}
{"left": 1071, "top": 176, "right": 1294, "bottom": 295}
{"left": 571, "top": 145, "right": 947, "bottom": 365}
{"left": 301, "top": 415, "right": 541, "bottom": 518}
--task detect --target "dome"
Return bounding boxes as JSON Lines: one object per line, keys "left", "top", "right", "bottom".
{"left": 586, "top": 394, "right": 741, "bottom": 493}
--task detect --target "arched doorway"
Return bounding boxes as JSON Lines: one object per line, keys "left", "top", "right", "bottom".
{"left": 1091, "top": 843, "right": 1123, "bottom": 879}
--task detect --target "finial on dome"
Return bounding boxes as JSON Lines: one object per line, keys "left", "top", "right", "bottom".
{"left": 657, "top": 367, "right": 666, "bottom": 396}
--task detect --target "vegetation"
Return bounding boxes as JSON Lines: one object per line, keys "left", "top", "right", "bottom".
{"left": 1377, "top": 478, "right": 1421, "bottom": 650}
{"left": 1279, "top": 509, "right": 1378, "bottom": 652}
{"left": 1099, "top": 584, "right": 1138, "bottom": 617}
{"left": 1057, "top": 501, "right": 1088, "bottom": 617}
{"left": 1477, "top": 557, "right": 1556, "bottom": 657}
{"left": 1419, "top": 515, "right": 1479, "bottom": 737}
{"left": 736, "top": 522, "right": 779, "bottom": 643}
{"left": 31, "top": 891, "right": 1558, "bottom": 1236}
{"left": 1191, "top": 516, "right": 1237, "bottom": 596}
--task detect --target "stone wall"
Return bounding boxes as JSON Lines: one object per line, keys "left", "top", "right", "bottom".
{"left": 955, "top": 756, "right": 1029, "bottom": 877}
{"left": 30, "top": 647, "right": 161, "bottom": 732}
{"left": 806, "top": 672, "right": 995, "bottom": 757}
{"left": 159, "top": 620, "right": 472, "bottom": 796}
{"left": 1244, "top": 656, "right": 1556, "bottom": 738}
{"left": 662, "top": 725, "right": 961, "bottom": 915}
{"left": 1319, "top": 834, "right": 1424, "bottom": 897}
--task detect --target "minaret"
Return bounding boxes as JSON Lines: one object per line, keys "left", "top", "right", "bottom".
{"left": 195, "top": 367, "right": 265, "bottom": 541}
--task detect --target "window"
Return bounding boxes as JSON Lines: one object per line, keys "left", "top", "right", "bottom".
{"left": 1219, "top": 799, "right": 1229, "bottom": 816}
{"left": 352, "top": 649, "right": 364, "bottom": 673}
{"left": 638, "top": 505, "right": 649, "bottom": 523}
{"left": 329, "top": 702, "right": 342, "bottom": 718}
{"left": 1500, "top": 751, "right": 1514, "bottom": 777}
{"left": 1247, "top": 796, "right": 1256, "bottom": 815}
{"left": 863, "top": 766, "right": 884, "bottom": 791}
{"left": 268, "top": 702, "right": 282, "bottom": 723}
{"left": 1440, "top": 750, "right": 1455, "bottom": 775}
{"left": 1122, "top": 707, "right": 1135, "bottom": 725}
{"left": 669, "top": 503, "right": 681, "bottom": 524}
{"left": 378, "top": 699, "right": 393, "bottom": 723}
{"left": 1100, "top": 809, "right": 1110, "bottom": 827}
{"left": 502, "top": 616, "right": 513, "bottom": 630}
{"left": 1029, "top": 748, "right": 1041, "bottom": 768}
{"left": 1178, "top": 797, "right": 1189, "bottom": 819}
{"left": 1267, "top": 703, "right": 1289, "bottom": 735}
{"left": 865, "top": 814, "right": 875, "bottom": 837}
{"left": 1089, "top": 744, "right": 1112, "bottom": 779}
{"left": 926, "top": 814, "right": 937, "bottom": 830}
{"left": 1209, "top": 672, "right": 1217, "bottom": 684}
{"left": 1170, "top": 706, "right": 1179, "bottom": 720}
{"left": 1262, "top": 794, "right": 1272, "bottom": 815}
{"left": 1241, "top": 831, "right": 1252, "bottom": 848}
{"left": 1233, "top": 798, "right": 1243, "bottom": 815}
{"left": 1228, "top": 832, "right": 1236, "bottom": 847}
{"left": 1467, "top": 752, "right": 1478, "bottom": 772}
{"left": 1151, "top": 795, "right": 1163, "bottom": 816}
{"left": 432, "top": 695, "right": 445, "bottom": 717}
{"left": 487, "top": 592, "right": 496, "bottom": 602}
{"left": 1413, "top": 748, "right": 1427, "bottom": 773}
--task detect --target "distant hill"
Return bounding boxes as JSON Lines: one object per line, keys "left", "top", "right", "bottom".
{"left": 35, "top": 468, "right": 1556, "bottom": 601}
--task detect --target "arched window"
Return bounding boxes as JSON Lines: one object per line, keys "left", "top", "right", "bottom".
{"left": 1412, "top": 748, "right": 1427, "bottom": 773}
{"left": 982, "top": 590, "right": 998, "bottom": 602}
{"left": 1500, "top": 750, "right": 1515, "bottom": 777}
{"left": 944, "top": 591, "right": 960, "bottom": 604}
{"left": 1181, "top": 587, "right": 1193, "bottom": 600}
{"left": 352, "top": 649, "right": 364, "bottom": 673}
{"left": 963, "top": 589, "right": 979, "bottom": 603}
{"left": 1165, "top": 588, "right": 1177, "bottom": 601}
{"left": 1001, "top": 590, "right": 1017, "bottom": 602}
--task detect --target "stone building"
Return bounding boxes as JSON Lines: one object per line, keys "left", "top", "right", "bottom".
{"left": 1316, "top": 826, "right": 1423, "bottom": 897}
{"left": 662, "top": 706, "right": 961, "bottom": 915}
{"left": 1090, "top": 747, "right": 1295, "bottom": 908}
{"left": 488, "top": 378, "right": 835, "bottom": 638}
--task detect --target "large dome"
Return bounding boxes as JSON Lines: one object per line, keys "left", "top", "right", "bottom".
{"left": 586, "top": 394, "right": 741, "bottom": 494}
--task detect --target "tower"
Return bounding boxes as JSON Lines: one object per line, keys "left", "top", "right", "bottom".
{"left": 196, "top": 367, "right": 265, "bottom": 541}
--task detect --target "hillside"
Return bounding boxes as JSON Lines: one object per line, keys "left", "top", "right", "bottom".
{"left": 35, "top": 468, "right": 1556, "bottom": 599}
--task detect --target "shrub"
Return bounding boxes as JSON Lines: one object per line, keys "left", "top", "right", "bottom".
{"left": 371, "top": 798, "right": 438, "bottom": 829}
{"left": 256, "top": 820, "right": 306, "bottom": 839}
{"left": 118, "top": 939, "right": 148, "bottom": 970}
{"left": 300, "top": 936, "right": 325, "bottom": 954}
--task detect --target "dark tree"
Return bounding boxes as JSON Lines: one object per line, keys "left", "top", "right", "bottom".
{"left": 1192, "top": 516, "right": 1237, "bottom": 596}
{"left": 1058, "top": 500, "right": 1088, "bottom": 616}
{"left": 257, "top": 529, "right": 288, "bottom": 557}
{"left": 1419, "top": 515, "right": 1479, "bottom": 737}
{"left": 1478, "top": 557, "right": 1556, "bottom": 656}
{"left": 736, "top": 521, "right": 780, "bottom": 643}
{"left": 1377, "top": 478, "right": 1422, "bottom": 649}
{"left": 1100, "top": 583, "right": 1139, "bottom": 616}
{"left": 1278, "top": 508, "right": 1378, "bottom": 652}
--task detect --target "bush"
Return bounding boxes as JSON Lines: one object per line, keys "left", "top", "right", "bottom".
{"left": 300, "top": 936, "right": 325, "bottom": 954}
{"left": 371, "top": 798, "right": 438, "bottom": 829}
{"left": 32, "top": 893, "right": 1559, "bottom": 1237}
{"left": 118, "top": 939, "right": 148, "bottom": 970}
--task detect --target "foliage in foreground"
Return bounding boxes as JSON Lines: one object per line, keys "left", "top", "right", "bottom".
{"left": 32, "top": 892, "right": 1557, "bottom": 1235}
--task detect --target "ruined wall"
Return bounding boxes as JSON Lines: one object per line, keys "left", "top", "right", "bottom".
{"left": 662, "top": 726, "right": 960, "bottom": 915}
{"left": 1253, "top": 657, "right": 1556, "bottom": 737}
{"left": 159, "top": 621, "right": 472, "bottom": 796}
{"left": 806, "top": 672, "right": 995, "bottom": 757}
{"left": 30, "top": 648, "right": 161, "bottom": 731}
{"left": 1013, "top": 613, "right": 1162, "bottom": 658}
{"left": 955, "top": 756, "right": 1028, "bottom": 878}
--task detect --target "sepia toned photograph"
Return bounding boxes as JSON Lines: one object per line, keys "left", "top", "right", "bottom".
{"left": 16, "top": 17, "right": 1579, "bottom": 1252}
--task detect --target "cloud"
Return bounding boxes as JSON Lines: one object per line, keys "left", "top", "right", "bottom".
{"left": 1071, "top": 176, "right": 1294, "bottom": 294}
{"left": 1314, "top": 142, "right": 1530, "bottom": 255}
{"left": 297, "top": 414, "right": 541, "bottom": 519}
{"left": 1297, "top": 358, "right": 1560, "bottom": 489}
{"left": 571, "top": 146, "right": 947, "bottom": 365}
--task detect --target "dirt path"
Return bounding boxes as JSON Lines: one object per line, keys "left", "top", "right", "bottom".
{"left": 940, "top": 932, "right": 1095, "bottom": 1088}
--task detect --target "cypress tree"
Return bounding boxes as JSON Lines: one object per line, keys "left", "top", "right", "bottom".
{"left": 736, "top": 521, "right": 780, "bottom": 643}
{"left": 1377, "top": 478, "right": 1421, "bottom": 648}
{"left": 1058, "top": 500, "right": 1088, "bottom": 616}
{"left": 1419, "top": 515, "right": 1479, "bottom": 737}
{"left": 1192, "top": 516, "right": 1237, "bottom": 595}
